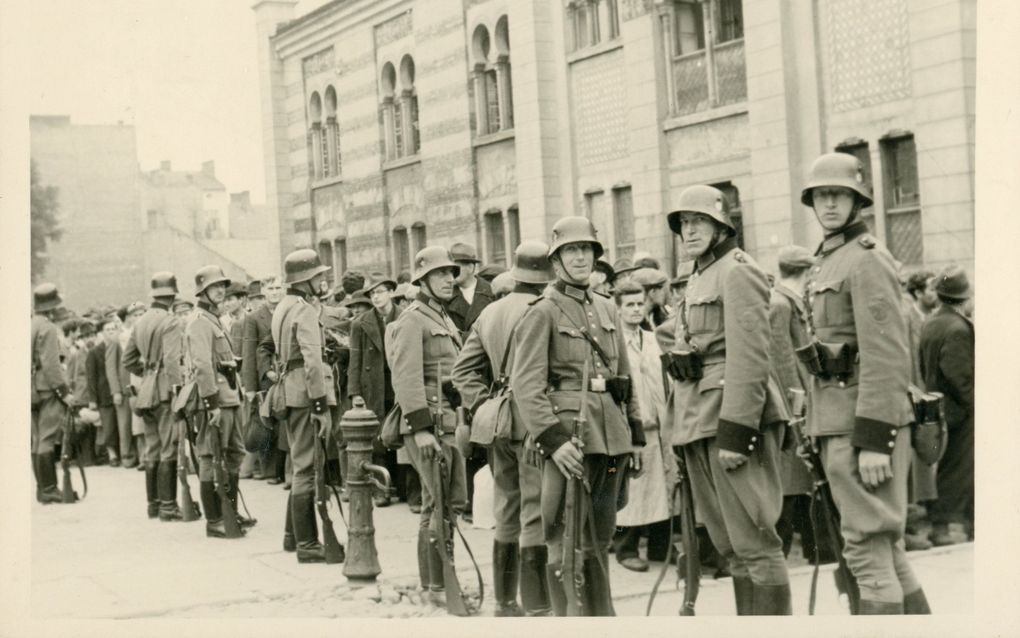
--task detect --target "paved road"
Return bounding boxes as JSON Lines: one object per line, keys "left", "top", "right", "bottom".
{"left": 32, "top": 464, "right": 973, "bottom": 618}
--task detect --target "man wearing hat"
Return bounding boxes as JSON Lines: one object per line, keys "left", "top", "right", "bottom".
{"left": 768, "top": 245, "right": 826, "bottom": 561}
{"left": 270, "top": 251, "right": 343, "bottom": 561}
{"left": 65, "top": 319, "right": 97, "bottom": 465}
{"left": 172, "top": 299, "right": 195, "bottom": 319}
{"left": 115, "top": 301, "right": 149, "bottom": 471}
{"left": 340, "top": 289, "right": 372, "bottom": 317}
{"left": 664, "top": 184, "right": 791, "bottom": 614}
{"left": 490, "top": 271, "right": 515, "bottom": 299}
{"left": 87, "top": 315, "right": 122, "bottom": 466}
{"left": 511, "top": 218, "right": 644, "bottom": 616}
{"left": 123, "top": 273, "right": 190, "bottom": 521}
{"left": 632, "top": 267, "right": 673, "bottom": 329}
{"left": 610, "top": 257, "right": 639, "bottom": 290}
{"left": 31, "top": 284, "right": 74, "bottom": 504}
{"left": 242, "top": 276, "right": 285, "bottom": 484}
{"left": 589, "top": 258, "right": 614, "bottom": 297}
{"left": 349, "top": 272, "right": 401, "bottom": 506}
{"left": 919, "top": 265, "right": 974, "bottom": 546}
{"left": 387, "top": 246, "right": 466, "bottom": 606}
{"left": 452, "top": 241, "right": 556, "bottom": 616}
{"left": 800, "top": 152, "right": 929, "bottom": 613}
{"left": 186, "top": 265, "right": 252, "bottom": 538}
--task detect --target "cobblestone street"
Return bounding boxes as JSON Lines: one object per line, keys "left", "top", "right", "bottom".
{"left": 32, "top": 464, "right": 973, "bottom": 619}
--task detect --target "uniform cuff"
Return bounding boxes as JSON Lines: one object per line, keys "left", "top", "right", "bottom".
{"left": 535, "top": 427, "right": 571, "bottom": 459}
{"left": 201, "top": 392, "right": 219, "bottom": 410}
{"left": 404, "top": 408, "right": 433, "bottom": 433}
{"left": 311, "top": 396, "right": 328, "bottom": 415}
{"left": 852, "top": 417, "right": 899, "bottom": 454}
{"left": 54, "top": 384, "right": 69, "bottom": 400}
{"left": 717, "top": 419, "right": 761, "bottom": 455}
{"left": 629, "top": 417, "right": 646, "bottom": 447}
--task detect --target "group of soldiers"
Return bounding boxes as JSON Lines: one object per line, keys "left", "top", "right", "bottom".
{"left": 31, "top": 151, "right": 973, "bottom": 617}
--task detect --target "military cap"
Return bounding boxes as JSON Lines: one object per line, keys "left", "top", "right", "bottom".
{"left": 632, "top": 267, "right": 669, "bottom": 288}
{"left": 449, "top": 242, "right": 481, "bottom": 264}
{"left": 150, "top": 272, "right": 179, "bottom": 298}
{"left": 667, "top": 184, "right": 736, "bottom": 237}
{"left": 548, "top": 216, "right": 604, "bottom": 259}
{"left": 777, "top": 245, "right": 815, "bottom": 270}
{"left": 512, "top": 240, "right": 555, "bottom": 284}
{"left": 194, "top": 265, "right": 231, "bottom": 295}
{"left": 934, "top": 265, "right": 971, "bottom": 300}
{"left": 411, "top": 246, "right": 461, "bottom": 284}
{"left": 801, "top": 152, "right": 873, "bottom": 207}
{"left": 33, "top": 283, "right": 63, "bottom": 313}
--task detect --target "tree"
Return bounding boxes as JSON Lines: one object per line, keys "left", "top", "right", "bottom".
{"left": 30, "top": 160, "right": 62, "bottom": 283}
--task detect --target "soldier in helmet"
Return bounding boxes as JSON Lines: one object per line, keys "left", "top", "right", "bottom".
{"left": 186, "top": 265, "right": 252, "bottom": 538}
{"left": 387, "top": 246, "right": 467, "bottom": 607}
{"left": 452, "top": 241, "right": 556, "bottom": 616}
{"left": 663, "top": 184, "right": 791, "bottom": 614}
{"left": 800, "top": 152, "right": 929, "bottom": 613}
{"left": 31, "top": 284, "right": 74, "bottom": 504}
{"left": 510, "top": 217, "right": 645, "bottom": 616}
{"left": 123, "top": 273, "right": 189, "bottom": 521}
{"left": 272, "top": 250, "right": 342, "bottom": 562}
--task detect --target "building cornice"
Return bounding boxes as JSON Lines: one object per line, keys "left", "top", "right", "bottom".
{"left": 272, "top": 0, "right": 412, "bottom": 61}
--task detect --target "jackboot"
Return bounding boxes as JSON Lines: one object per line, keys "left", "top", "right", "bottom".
{"left": 283, "top": 493, "right": 296, "bottom": 552}
{"left": 520, "top": 545, "right": 552, "bottom": 616}
{"left": 417, "top": 527, "right": 432, "bottom": 589}
{"left": 36, "top": 452, "right": 64, "bottom": 504}
{"left": 201, "top": 480, "right": 229, "bottom": 538}
{"left": 582, "top": 552, "right": 615, "bottom": 616}
{"left": 292, "top": 492, "right": 325, "bottom": 563}
{"left": 858, "top": 599, "right": 904, "bottom": 615}
{"left": 157, "top": 461, "right": 183, "bottom": 521}
{"left": 229, "top": 474, "right": 257, "bottom": 529}
{"left": 493, "top": 541, "right": 523, "bottom": 616}
{"left": 752, "top": 583, "right": 792, "bottom": 615}
{"left": 903, "top": 588, "right": 932, "bottom": 614}
{"left": 32, "top": 453, "right": 41, "bottom": 501}
{"left": 145, "top": 463, "right": 159, "bottom": 518}
{"left": 732, "top": 575, "right": 755, "bottom": 615}
{"left": 545, "top": 563, "right": 568, "bottom": 616}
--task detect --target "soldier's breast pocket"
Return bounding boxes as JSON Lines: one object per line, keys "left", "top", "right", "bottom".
{"left": 811, "top": 280, "right": 853, "bottom": 328}
{"left": 687, "top": 294, "right": 723, "bottom": 335}
{"left": 425, "top": 326, "right": 456, "bottom": 359}
{"left": 555, "top": 324, "right": 587, "bottom": 364}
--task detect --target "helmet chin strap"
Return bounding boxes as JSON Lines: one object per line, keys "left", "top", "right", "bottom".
{"left": 551, "top": 253, "right": 589, "bottom": 286}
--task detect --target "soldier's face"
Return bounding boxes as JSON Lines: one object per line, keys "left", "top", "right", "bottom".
{"left": 425, "top": 268, "right": 457, "bottom": 300}
{"left": 205, "top": 283, "right": 227, "bottom": 305}
{"left": 618, "top": 292, "right": 646, "bottom": 327}
{"left": 811, "top": 187, "right": 856, "bottom": 230}
{"left": 679, "top": 213, "right": 720, "bottom": 257}
{"left": 264, "top": 280, "right": 285, "bottom": 304}
{"left": 555, "top": 243, "right": 594, "bottom": 284}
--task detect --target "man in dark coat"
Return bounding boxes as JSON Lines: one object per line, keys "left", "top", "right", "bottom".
{"left": 87, "top": 316, "right": 120, "bottom": 465}
{"left": 243, "top": 276, "right": 285, "bottom": 484}
{"left": 919, "top": 265, "right": 974, "bottom": 546}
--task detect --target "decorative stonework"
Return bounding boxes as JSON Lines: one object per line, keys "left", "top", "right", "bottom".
{"left": 826, "top": 0, "right": 912, "bottom": 111}
{"left": 571, "top": 49, "right": 628, "bottom": 166}
{"left": 375, "top": 10, "right": 413, "bottom": 48}
{"left": 621, "top": 0, "right": 653, "bottom": 21}
{"left": 303, "top": 48, "right": 335, "bottom": 78}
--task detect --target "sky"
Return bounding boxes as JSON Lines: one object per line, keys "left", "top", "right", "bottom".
{"left": 29, "top": 0, "right": 328, "bottom": 204}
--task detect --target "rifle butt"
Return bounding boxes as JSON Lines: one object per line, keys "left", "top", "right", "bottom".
{"left": 179, "top": 477, "right": 200, "bottom": 522}
{"left": 61, "top": 465, "right": 77, "bottom": 503}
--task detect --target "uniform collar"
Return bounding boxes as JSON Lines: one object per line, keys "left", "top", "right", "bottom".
{"left": 695, "top": 236, "right": 738, "bottom": 272}
{"left": 287, "top": 287, "right": 312, "bottom": 300}
{"left": 416, "top": 291, "right": 449, "bottom": 315}
{"left": 513, "top": 282, "right": 545, "bottom": 296}
{"left": 553, "top": 279, "right": 591, "bottom": 303}
{"left": 197, "top": 300, "right": 220, "bottom": 316}
{"left": 815, "top": 220, "right": 869, "bottom": 256}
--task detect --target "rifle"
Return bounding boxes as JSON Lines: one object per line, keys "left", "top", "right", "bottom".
{"left": 314, "top": 419, "right": 346, "bottom": 564}
{"left": 645, "top": 447, "right": 699, "bottom": 616}
{"left": 60, "top": 409, "right": 87, "bottom": 503}
{"left": 207, "top": 411, "right": 244, "bottom": 538}
{"left": 177, "top": 416, "right": 201, "bottom": 521}
{"left": 784, "top": 388, "right": 860, "bottom": 614}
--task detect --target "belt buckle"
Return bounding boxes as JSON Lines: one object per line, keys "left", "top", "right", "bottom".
{"left": 590, "top": 376, "right": 606, "bottom": 392}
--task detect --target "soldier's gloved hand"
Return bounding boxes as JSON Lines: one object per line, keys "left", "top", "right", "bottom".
{"left": 413, "top": 430, "right": 442, "bottom": 461}
{"left": 718, "top": 449, "right": 748, "bottom": 471}
{"left": 551, "top": 441, "right": 584, "bottom": 480}
{"left": 455, "top": 424, "right": 472, "bottom": 458}
{"left": 857, "top": 450, "right": 893, "bottom": 489}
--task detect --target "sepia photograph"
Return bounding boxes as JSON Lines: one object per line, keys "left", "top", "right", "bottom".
{"left": 4, "top": 0, "right": 1018, "bottom": 635}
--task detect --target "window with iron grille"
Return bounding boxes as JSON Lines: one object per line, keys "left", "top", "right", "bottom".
{"left": 836, "top": 140, "right": 876, "bottom": 233}
{"left": 567, "top": 0, "right": 620, "bottom": 52}
{"left": 329, "top": 118, "right": 341, "bottom": 177}
{"left": 881, "top": 134, "right": 923, "bottom": 265}
{"left": 485, "top": 211, "right": 506, "bottom": 266}
{"left": 612, "top": 186, "right": 635, "bottom": 261}
{"left": 664, "top": 0, "right": 747, "bottom": 116}
{"left": 393, "top": 227, "right": 410, "bottom": 274}
{"left": 393, "top": 101, "right": 405, "bottom": 158}
{"left": 320, "top": 125, "right": 332, "bottom": 178}
{"left": 485, "top": 70, "right": 501, "bottom": 134}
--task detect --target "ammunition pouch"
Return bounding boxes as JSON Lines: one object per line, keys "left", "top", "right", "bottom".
{"left": 799, "top": 341, "right": 856, "bottom": 382}
{"left": 216, "top": 362, "right": 238, "bottom": 390}
{"left": 441, "top": 379, "right": 462, "bottom": 409}
{"left": 910, "top": 390, "right": 948, "bottom": 466}
{"left": 606, "top": 376, "right": 632, "bottom": 404}
{"left": 664, "top": 351, "right": 703, "bottom": 382}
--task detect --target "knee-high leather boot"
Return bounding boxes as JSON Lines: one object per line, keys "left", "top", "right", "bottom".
{"left": 493, "top": 541, "right": 523, "bottom": 616}
{"left": 145, "top": 463, "right": 160, "bottom": 518}
{"left": 292, "top": 492, "right": 325, "bottom": 563}
{"left": 283, "top": 492, "right": 296, "bottom": 551}
{"left": 520, "top": 545, "right": 552, "bottom": 616}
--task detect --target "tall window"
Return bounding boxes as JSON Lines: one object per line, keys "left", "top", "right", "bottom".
{"left": 411, "top": 222, "right": 428, "bottom": 255}
{"left": 333, "top": 238, "right": 347, "bottom": 279}
{"left": 471, "top": 18, "right": 515, "bottom": 136}
{"left": 393, "top": 227, "right": 410, "bottom": 274}
{"left": 837, "top": 140, "right": 875, "bottom": 231}
{"left": 318, "top": 240, "right": 335, "bottom": 285}
{"left": 308, "top": 92, "right": 324, "bottom": 178}
{"left": 400, "top": 56, "right": 420, "bottom": 156}
{"left": 881, "top": 134, "right": 923, "bottom": 265}
{"left": 324, "top": 86, "right": 341, "bottom": 178}
{"left": 712, "top": 181, "right": 744, "bottom": 250}
{"left": 485, "top": 210, "right": 507, "bottom": 266}
{"left": 507, "top": 206, "right": 520, "bottom": 251}
{"left": 612, "top": 186, "right": 634, "bottom": 260}
{"left": 662, "top": 0, "right": 747, "bottom": 116}
{"left": 567, "top": 0, "right": 620, "bottom": 52}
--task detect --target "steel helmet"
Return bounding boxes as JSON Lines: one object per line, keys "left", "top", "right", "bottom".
{"left": 194, "top": 265, "right": 231, "bottom": 296}
{"left": 33, "top": 283, "right": 63, "bottom": 313}
{"left": 548, "top": 216, "right": 604, "bottom": 259}
{"left": 284, "top": 248, "right": 331, "bottom": 286}
{"left": 800, "top": 152, "right": 873, "bottom": 207}
{"left": 411, "top": 246, "right": 461, "bottom": 284}
{"left": 150, "top": 272, "right": 178, "bottom": 298}
{"left": 511, "top": 240, "right": 555, "bottom": 284}
{"left": 667, "top": 185, "right": 735, "bottom": 237}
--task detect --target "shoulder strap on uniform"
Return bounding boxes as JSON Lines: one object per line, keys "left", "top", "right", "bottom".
{"left": 858, "top": 234, "right": 876, "bottom": 249}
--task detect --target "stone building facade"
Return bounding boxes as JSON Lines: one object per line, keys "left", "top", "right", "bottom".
{"left": 253, "top": 0, "right": 975, "bottom": 282}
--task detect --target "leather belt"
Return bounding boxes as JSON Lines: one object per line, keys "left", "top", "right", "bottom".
{"left": 551, "top": 379, "right": 608, "bottom": 393}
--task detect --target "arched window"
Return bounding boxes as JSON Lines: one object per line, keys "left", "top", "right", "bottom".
{"left": 324, "top": 85, "right": 341, "bottom": 178}
{"left": 380, "top": 63, "right": 399, "bottom": 160}
{"left": 308, "top": 92, "right": 323, "bottom": 179}
{"left": 494, "top": 16, "right": 514, "bottom": 130}
{"left": 471, "top": 18, "right": 514, "bottom": 136}
{"left": 393, "top": 226, "right": 410, "bottom": 274}
{"left": 399, "top": 55, "right": 420, "bottom": 155}
{"left": 567, "top": 0, "right": 620, "bottom": 51}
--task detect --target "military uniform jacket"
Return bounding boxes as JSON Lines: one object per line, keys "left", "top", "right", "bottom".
{"left": 452, "top": 288, "right": 537, "bottom": 442}
{"left": 510, "top": 280, "right": 642, "bottom": 459}
{"left": 242, "top": 304, "right": 275, "bottom": 393}
{"left": 446, "top": 276, "right": 494, "bottom": 338}
{"left": 272, "top": 292, "right": 336, "bottom": 412}
{"left": 387, "top": 293, "right": 462, "bottom": 435}
{"left": 919, "top": 305, "right": 973, "bottom": 428}
{"left": 668, "top": 238, "right": 788, "bottom": 451}
{"left": 769, "top": 283, "right": 811, "bottom": 400}
{"left": 348, "top": 305, "right": 401, "bottom": 419}
{"left": 184, "top": 302, "right": 240, "bottom": 410}
{"left": 804, "top": 221, "right": 913, "bottom": 452}
{"left": 32, "top": 314, "right": 68, "bottom": 400}
{"left": 123, "top": 302, "right": 184, "bottom": 406}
